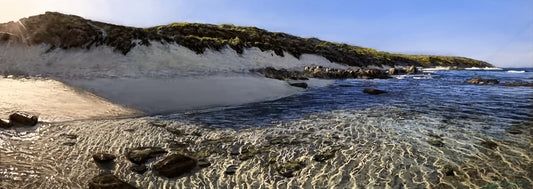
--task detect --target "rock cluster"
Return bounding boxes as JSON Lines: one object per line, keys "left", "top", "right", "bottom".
{"left": 256, "top": 66, "right": 390, "bottom": 81}
{"left": 466, "top": 78, "right": 499, "bottom": 85}
{"left": 304, "top": 66, "right": 390, "bottom": 79}
{"left": 387, "top": 65, "right": 418, "bottom": 75}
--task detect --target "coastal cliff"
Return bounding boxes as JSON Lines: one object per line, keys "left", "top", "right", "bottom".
{"left": 1, "top": 12, "right": 492, "bottom": 69}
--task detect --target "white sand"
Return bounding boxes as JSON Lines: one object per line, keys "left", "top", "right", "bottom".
{"left": 0, "top": 78, "right": 140, "bottom": 122}
{"left": 0, "top": 43, "right": 342, "bottom": 120}
{"left": 65, "top": 75, "right": 334, "bottom": 115}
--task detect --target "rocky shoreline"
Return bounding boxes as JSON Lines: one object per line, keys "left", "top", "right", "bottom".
{"left": 255, "top": 65, "right": 420, "bottom": 81}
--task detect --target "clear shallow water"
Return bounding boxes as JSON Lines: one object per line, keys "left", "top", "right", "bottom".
{"left": 1, "top": 69, "right": 532, "bottom": 188}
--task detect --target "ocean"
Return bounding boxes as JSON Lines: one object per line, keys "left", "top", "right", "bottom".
{"left": 1, "top": 68, "right": 532, "bottom": 188}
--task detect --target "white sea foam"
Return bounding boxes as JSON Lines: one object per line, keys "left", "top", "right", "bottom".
{"left": 507, "top": 70, "right": 525, "bottom": 73}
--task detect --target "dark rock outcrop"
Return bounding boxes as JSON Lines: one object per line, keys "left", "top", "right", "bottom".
{"left": 126, "top": 147, "right": 167, "bottom": 164}
{"left": 256, "top": 66, "right": 390, "bottom": 81}
{"left": 363, "top": 88, "right": 387, "bottom": 95}
{"left": 466, "top": 78, "right": 499, "bottom": 85}
{"left": 92, "top": 153, "right": 116, "bottom": 163}
{"left": 289, "top": 82, "right": 308, "bottom": 89}
{"left": 9, "top": 112, "right": 38, "bottom": 126}
{"left": 152, "top": 154, "right": 197, "bottom": 178}
{"left": 304, "top": 66, "right": 390, "bottom": 79}
{"left": 88, "top": 174, "right": 136, "bottom": 189}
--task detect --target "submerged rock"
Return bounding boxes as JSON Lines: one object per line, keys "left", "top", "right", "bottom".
{"left": 276, "top": 161, "right": 306, "bottom": 178}
{"left": 428, "top": 139, "right": 445, "bottom": 147}
{"left": 60, "top": 133, "right": 78, "bottom": 139}
{"left": 130, "top": 164, "right": 147, "bottom": 174}
{"left": 88, "top": 173, "right": 136, "bottom": 189}
{"left": 197, "top": 159, "right": 211, "bottom": 168}
{"left": 480, "top": 140, "right": 498, "bottom": 150}
{"left": 224, "top": 165, "right": 238, "bottom": 175}
{"left": 441, "top": 165, "right": 456, "bottom": 176}
{"left": 126, "top": 147, "right": 167, "bottom": 164}
{"left": 289, "top": 82, "right": 308, "bottom": 89}
{"left": 466, "top": 78, "right": 499, "bottom": 85}
{"left": 92, "top": 153, "right": 116, "bottom": 163}
{"left": 152, "top": 154, "right": 197, "bottom": 178}
{"left": 503, "top": 82, "right": 533, "bottom": 87}
{"left": 9, "top": 112, "right": 38, "bottom": 126}
{"left": 313, "top": 148, "right": 339, "bottom": 162}
{"left": 363, "top": 88, "right": 387, "bottom": 95}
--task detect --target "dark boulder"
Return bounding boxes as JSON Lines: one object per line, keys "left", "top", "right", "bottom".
{"left": 92, "top": 153, "right": 116, "bottom": 163}
{"left": 126, "top": 147, "right": 167, "bottom": 164}
{"left": 9, "top": 112, "right": 38, "bottom": 126}
{"left": 88, "top": 173, "right": 136, "bottom": 189}
{"left": 289, "top": 82, "right": 308, "bottom": 89}
{"left": 152, "top": 154, "right": 197, "bottom": 178}
{"left": 0, "top": 119, "right": 12, "bottom": 128}
{"left": 363, "top": 88, "right": 387, "bottom": 95}
{"left": 466, "top": 78, "right": 499, "bottom": 85}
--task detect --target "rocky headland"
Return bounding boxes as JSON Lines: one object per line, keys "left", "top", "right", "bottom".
{"left": 1, "top": 11, "right": 492, "bottom": 71}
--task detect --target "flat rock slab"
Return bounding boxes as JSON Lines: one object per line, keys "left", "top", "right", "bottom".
{"left": 153, "top": 154, "right": 197, "bottom": 178}
{"left": 88, "top": 174, "right": 136, "bottom": 189}
{"left": 126, "top": 147, "right": 167, "bottom": 164}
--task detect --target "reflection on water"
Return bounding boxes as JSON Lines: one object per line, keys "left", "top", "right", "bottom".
{"left": 1, "top": 69, "right": 532, "bottom": 188}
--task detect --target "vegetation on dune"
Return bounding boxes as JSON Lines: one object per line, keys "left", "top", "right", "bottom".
{"left": 0, "top": 12, "right": 492, "bottom": 68}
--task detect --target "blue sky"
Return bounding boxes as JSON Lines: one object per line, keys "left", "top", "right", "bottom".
{"left": 2, "top": 0, "right": 532, "bottom": 67}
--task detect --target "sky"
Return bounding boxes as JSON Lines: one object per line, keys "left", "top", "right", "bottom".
{"left": 1, "top": 0, "right": 532, "bottom": 67}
